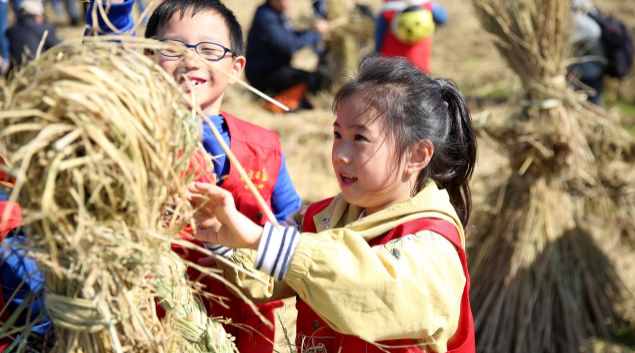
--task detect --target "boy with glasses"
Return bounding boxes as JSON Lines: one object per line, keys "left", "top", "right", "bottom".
{"left": 0, "top": 1, "right": 302, "bottom": 352}
{"left": 90, "top": 2, "right": 302, "bottom": 352}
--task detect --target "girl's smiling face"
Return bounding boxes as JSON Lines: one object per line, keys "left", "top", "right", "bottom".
{"left": 332, "top": 94, "right": 414, "bottom": 214}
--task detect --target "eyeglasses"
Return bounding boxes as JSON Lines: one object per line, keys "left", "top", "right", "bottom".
{"left": 158, "top": 39, "right": 234, "bottom": 62}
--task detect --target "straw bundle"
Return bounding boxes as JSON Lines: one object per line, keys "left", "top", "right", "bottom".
{"left": 323, "top": 0, "right": 375, "bottom": 91}
{"left": 0, "top": 38, "right": 236, "bottom": 353}
{"left": 469, "top": 1, "right": 635, "bottom": 352}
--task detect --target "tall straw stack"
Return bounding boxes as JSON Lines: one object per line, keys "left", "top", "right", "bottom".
{"left": 0, "top": 38, "right": 236, "bottom": 353}
{"left": 323, "top": 0, "right": 374, "bottom": 91}
{"left": 469, "top": 0, "right": 635, "bottom": 352}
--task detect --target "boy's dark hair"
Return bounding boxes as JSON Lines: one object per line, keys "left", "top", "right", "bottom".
{"left": 145, "top": 0, "right": 244, "bottom": 56}
{"left": 333, "top": 56, "right": 477, "bottom": 225}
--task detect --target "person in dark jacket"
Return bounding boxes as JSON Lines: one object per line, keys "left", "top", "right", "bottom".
{"left": 0, "top": 0, "right": 9, "bottom": 75}
{"left": 245, "top": 0, "right": 330, "bottom": 111}
{"left": 6, "top": 0, "right": 61, "bottom": 68}
{"left": 567, "top": 0, "right": 606, "bottom": 104}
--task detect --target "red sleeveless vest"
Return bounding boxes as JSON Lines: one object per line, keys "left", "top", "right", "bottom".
{"left": 295, "top": 198, "right": 476, "bottom": 353}
{"left": 380, "top": 1, "right": 434, "bottom": 73}
{"left": 174, "top": 113, "right": 284, "bottom": 353}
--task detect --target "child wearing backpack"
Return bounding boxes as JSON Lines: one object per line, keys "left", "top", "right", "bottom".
{"left": 375, "top": 0, "right": 448, "bottom": 73}
{"left": 190, "top": 56, "right": 477, "bottom": 353}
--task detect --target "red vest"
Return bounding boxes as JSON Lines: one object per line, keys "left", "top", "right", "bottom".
{"left": 295, "top": 198, "right": 476, "bottom": 353}
{"left": 379, "top": 1, "right": 434, "bottom": 73}
{"left": 175, "top": 113, "right": 284, "bottom": 353}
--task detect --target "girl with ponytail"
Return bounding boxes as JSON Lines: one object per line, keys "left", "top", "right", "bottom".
{"left": 190, "top": 56, "right": 477, "bottom": 353}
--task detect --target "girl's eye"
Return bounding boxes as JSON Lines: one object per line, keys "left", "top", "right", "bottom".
{"left": 354, "top": 134, "right": 369, "bottom": 142}
{"left": 333, "top": 131, "right": 341, "bottom": 139}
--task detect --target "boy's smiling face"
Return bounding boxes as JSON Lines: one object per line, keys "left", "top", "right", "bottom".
{"left": 157, "top": 8, "right": 245, "bottom": 115}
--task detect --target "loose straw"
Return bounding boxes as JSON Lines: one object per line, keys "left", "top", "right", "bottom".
{"left": 35, "top": 30, "right": 49, "bottom": 59}
{"left": 196, "top": 108, "right": 279, "bottom": 227}
{"left": 328, "top": 16, "right": 349, "bottom": 31}
{"left": 225, "top": 74, "right": 290, "bottom": 113}
{"left": 206, "top": 62, "right": 290, "bottom": 113}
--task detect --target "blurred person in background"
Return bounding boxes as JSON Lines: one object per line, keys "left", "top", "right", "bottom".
{"left": 6, "top": 0, "right": 61, "bottom": 69}
{"left": 245, "top": 0, "right": 330, "bottom": 113}
{"left": 0, "top": 0, "right": 9, "bottom": 74}
{"left": 568, "top": 0, "right": 606, "bottom": 104}
{"left": 51, "top": 0, "right": 81, "bottom": 26}
{"left": 311, "top": 0, "right": 375, "bottom": 91}
{"left": 313, "top": 0, "right": 327, "bottom": 18}
{"left": 375, "top": 0, "right": 447, "bottom": 74}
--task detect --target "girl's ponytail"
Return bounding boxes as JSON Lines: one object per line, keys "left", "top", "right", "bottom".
{"left": 432, "top": 79, "right": 477, "bottom": 225}
{"left": 332, "top": 57, "right": 477, "bottom": 225}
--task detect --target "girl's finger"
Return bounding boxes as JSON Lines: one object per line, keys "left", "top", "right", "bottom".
{"left": 188, "top": 192, "right": 211, "bottom": 201}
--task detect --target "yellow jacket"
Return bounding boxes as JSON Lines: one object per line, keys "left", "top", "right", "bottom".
{"left": 219, "top": 182, "right": 466, "bottom": 353}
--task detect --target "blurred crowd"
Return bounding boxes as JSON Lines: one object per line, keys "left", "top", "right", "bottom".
{"left": 0, "top": 0, "right": 145, "bottom": 74}
{"left": 0, "top": 0, "right": 630, "bottom": 107}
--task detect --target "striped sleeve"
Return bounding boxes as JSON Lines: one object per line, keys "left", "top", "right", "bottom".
{"left": 254, "top": 222, "right": 300, "bottom": 281}
{"left": 204, "top": 243, "right": 234, "bottom": 258}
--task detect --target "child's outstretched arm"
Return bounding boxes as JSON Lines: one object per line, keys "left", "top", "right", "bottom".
{"left": 189, "top": 182, "right": 295, "bottom": 302}
{"left": 191, "top": 182, "right": 465, "bottom": 350}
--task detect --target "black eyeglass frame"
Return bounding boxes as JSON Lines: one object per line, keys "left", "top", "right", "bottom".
{"left": 157, "top": 39, "right": 235, "bottom": 62}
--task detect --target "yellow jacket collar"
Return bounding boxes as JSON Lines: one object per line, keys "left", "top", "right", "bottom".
{"left": 312, "top": 182, "right": 465, "bottom": 245}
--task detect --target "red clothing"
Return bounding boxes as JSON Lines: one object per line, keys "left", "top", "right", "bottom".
{"left": 175, "top": 113, "right": 284, "bottom": 353}
{"left": 0, "top": 201, "right": 21, "bottom": 242}
{"left": 0, "top": 161, "right": 20, "bottom": 352}
{"left": 380, "top": 2, "right": 434, "bottom": 73}
{"left": 0, "top": 157, "right": 20, "bottom": 242}
{"left": 0, "top": 199, "right": 21, "bottom": 350}
{"left": 295, "top": 198, "right": 476, "bottom": 353}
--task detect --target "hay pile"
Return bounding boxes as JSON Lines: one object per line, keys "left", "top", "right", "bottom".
{"left": 469, "top": 1, "right": 635, "bottom": 353}
{"left": 323, "top": 0, "right": 375, "bottom": 91}
{"left": 0, "top": 38, "right": 236, "bottom": 353}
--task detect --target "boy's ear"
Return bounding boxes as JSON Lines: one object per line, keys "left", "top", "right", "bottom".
{"left": 405, "top": 140, "right": 434, "bottom": 177}
{"left": 229, "top": 55, "right": 246, "bottom": 83}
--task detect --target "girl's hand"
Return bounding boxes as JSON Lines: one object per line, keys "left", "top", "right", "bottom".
{"left": 189, "top": 182, "right": 236, "bottom": 225}
{"left": 191, "top": 216, "right": 226, "bottom": 244}
{"left": 188, "top": 182, "right": 263, "bottom": 249}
